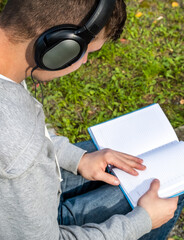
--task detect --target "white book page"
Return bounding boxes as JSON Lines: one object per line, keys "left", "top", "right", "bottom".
{"left": 113, "top": 141, "right": 184, "bottom": 207}
{"left": 89, "top": 104, "right": 178, "bottom": 156}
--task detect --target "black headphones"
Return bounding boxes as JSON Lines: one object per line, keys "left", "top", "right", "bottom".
{"left": 34, "top": 0, "right": 116, "bottom": 71}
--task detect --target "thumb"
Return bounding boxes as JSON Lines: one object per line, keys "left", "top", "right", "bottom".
{"left": 98, "top": 172, "right": 120, "bottom": 186}
{"left": 149, "top": 179, "right": 160, "bottom": 194}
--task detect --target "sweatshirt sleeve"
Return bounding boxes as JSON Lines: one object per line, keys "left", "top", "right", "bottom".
{"left": 50, "top": 134, "right": 86, "bottom": 175}
{"left": 59, "top": 206, "right": 152, "bottom": 240}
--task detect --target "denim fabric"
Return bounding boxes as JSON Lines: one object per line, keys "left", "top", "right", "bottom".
{"left": 58, "top": 140, "right": 184, "bottom": 240}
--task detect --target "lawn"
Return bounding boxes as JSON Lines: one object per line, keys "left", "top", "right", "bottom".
{"left": 25, "top": 0, "right": 184, "bottom": 144}
{"left": 1, "top": 0, "right": 183, "bottom": 143}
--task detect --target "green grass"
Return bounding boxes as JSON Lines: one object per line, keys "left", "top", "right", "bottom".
{"left": 0, "top": 0, "right": 184, "bottom": 144}
{"left": 27, "top": 0, "right": 184, "bottom": 143}
{"left": 173, "top": 237, "right": 184, "bottom": 240}
{"left": 0, "top": 0, "right": 7, "bottom": 10}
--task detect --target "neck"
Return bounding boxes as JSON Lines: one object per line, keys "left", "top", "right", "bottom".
{"left": 0, "top": 28, "right": 33, "bottom": 83}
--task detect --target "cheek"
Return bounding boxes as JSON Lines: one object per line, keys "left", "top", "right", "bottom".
{"left": 33, "top": 69, "right": 64, "bottom": 82}
{"left": 82, "top": 52, "right": 88, "bottom": 64}
{"left": 65, "top": 59, "right": 83, "bottom": 73}
{"left": 33, "top": 57, "right": 84, "bottom": 81}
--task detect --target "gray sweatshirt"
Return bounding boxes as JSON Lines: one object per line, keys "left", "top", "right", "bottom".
{"left": 0, "top": 77, "right": 152, "bottom": 240}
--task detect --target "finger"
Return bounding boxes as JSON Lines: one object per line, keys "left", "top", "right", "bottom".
{"left": 168, "top": 196, "right": 179, "bottom": 203}
{"left": 97, "top": 171, "right": 120, "bottom": 186}
{"left": 108, "top": 157, "right": 146, "bottom": 176}
{"left": 163, "top": 196, "right": 178, "bottom": 211}
{"left": 149, "top": 179, "right": 160, "bottom": 194}
{"left": 116, "top": 151, "right": 144, "bottom": 163}
{"left": 111, "top": 152, "right": 146, "bottom": 170}
{"left": 118, "top": 163, "right": 139, "bottom": 176}
{"left": 119, "top": 158, "right": 146, "bottom": 170}
{"left": 102, "top": 149, "right": 144, "bottom": 167}
{"left": 108, "top": 158, "right": 138, "bottom": 175}
{"left": 175, "top": 196, "right": 179, "bottom": 202}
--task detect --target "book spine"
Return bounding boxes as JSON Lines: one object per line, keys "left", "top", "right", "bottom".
{"left": 88, "top": 127, "right": 100, "bottom": 150}
{"left": 137, "top": 140, "right": 179, "bottom": 158}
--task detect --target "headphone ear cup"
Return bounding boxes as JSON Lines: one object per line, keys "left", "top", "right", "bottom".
{"left": 34, "top": 26, "right": 88, "bottom": 71}
{"left": 42, "top": 39, "right": 83, "bottom": 70}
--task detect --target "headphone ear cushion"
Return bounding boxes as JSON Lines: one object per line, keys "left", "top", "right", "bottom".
{"left": 34, "top": 25, "right": 88, "bottom": 71}
{"left": 42, "top": 39, "right": 82, "bottom": 70}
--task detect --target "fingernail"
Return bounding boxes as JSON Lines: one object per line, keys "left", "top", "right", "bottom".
{"left": 114, "top": 180, "right": 120, "bottom": 185}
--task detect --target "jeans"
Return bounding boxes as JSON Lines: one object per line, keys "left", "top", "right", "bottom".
{"left": 58, "top": 140, "right": 184, "bottom": 240}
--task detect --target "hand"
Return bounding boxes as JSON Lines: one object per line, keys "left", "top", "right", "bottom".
{"left": 138, "top": 179, "right": 178, "bottom": 229}
{"left": 78, "top": 148, "right": 146, "bottom": 185}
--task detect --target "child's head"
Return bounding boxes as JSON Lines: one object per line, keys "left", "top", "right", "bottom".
{"left": 0, "top": 0, "right": 127, "bottom": 81}
{"left": 0, "top": 0, "right": 126, "bottom": 42}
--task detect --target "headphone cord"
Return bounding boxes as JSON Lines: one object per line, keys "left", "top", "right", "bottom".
{"left": 31, "top": 66, "right": 44, "bottom": 105}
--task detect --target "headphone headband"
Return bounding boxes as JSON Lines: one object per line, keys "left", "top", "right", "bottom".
{"left": 77, "top": 0, "right": 116, "bottom": 43}
{"left": 85, "top": 0, "right": 116, "bottom": 36}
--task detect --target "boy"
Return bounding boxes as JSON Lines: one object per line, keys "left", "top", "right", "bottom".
{"left": 0, "top": 0, "right": 183, "bottom": 239}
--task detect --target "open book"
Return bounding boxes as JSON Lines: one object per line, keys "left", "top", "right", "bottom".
{"left": 88, "top": 104, "right": 184, "bottom": 208}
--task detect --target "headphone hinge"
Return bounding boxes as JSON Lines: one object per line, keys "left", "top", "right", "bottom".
{"left": 76, "top": 26, "right": 95, "bottom": 44}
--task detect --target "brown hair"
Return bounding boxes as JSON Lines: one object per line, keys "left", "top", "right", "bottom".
{"left": 0, "top": 0, "right": 126, "bottom": 42}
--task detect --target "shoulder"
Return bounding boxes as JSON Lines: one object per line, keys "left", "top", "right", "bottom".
{"left": 0, "top": 79, "right": 37, "bottom": 132}
{"left": 0, "top": 80, "right": 42, "bottom": 171}
{"left": 0, "top": 79, "right": 36, "bottom": 111}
